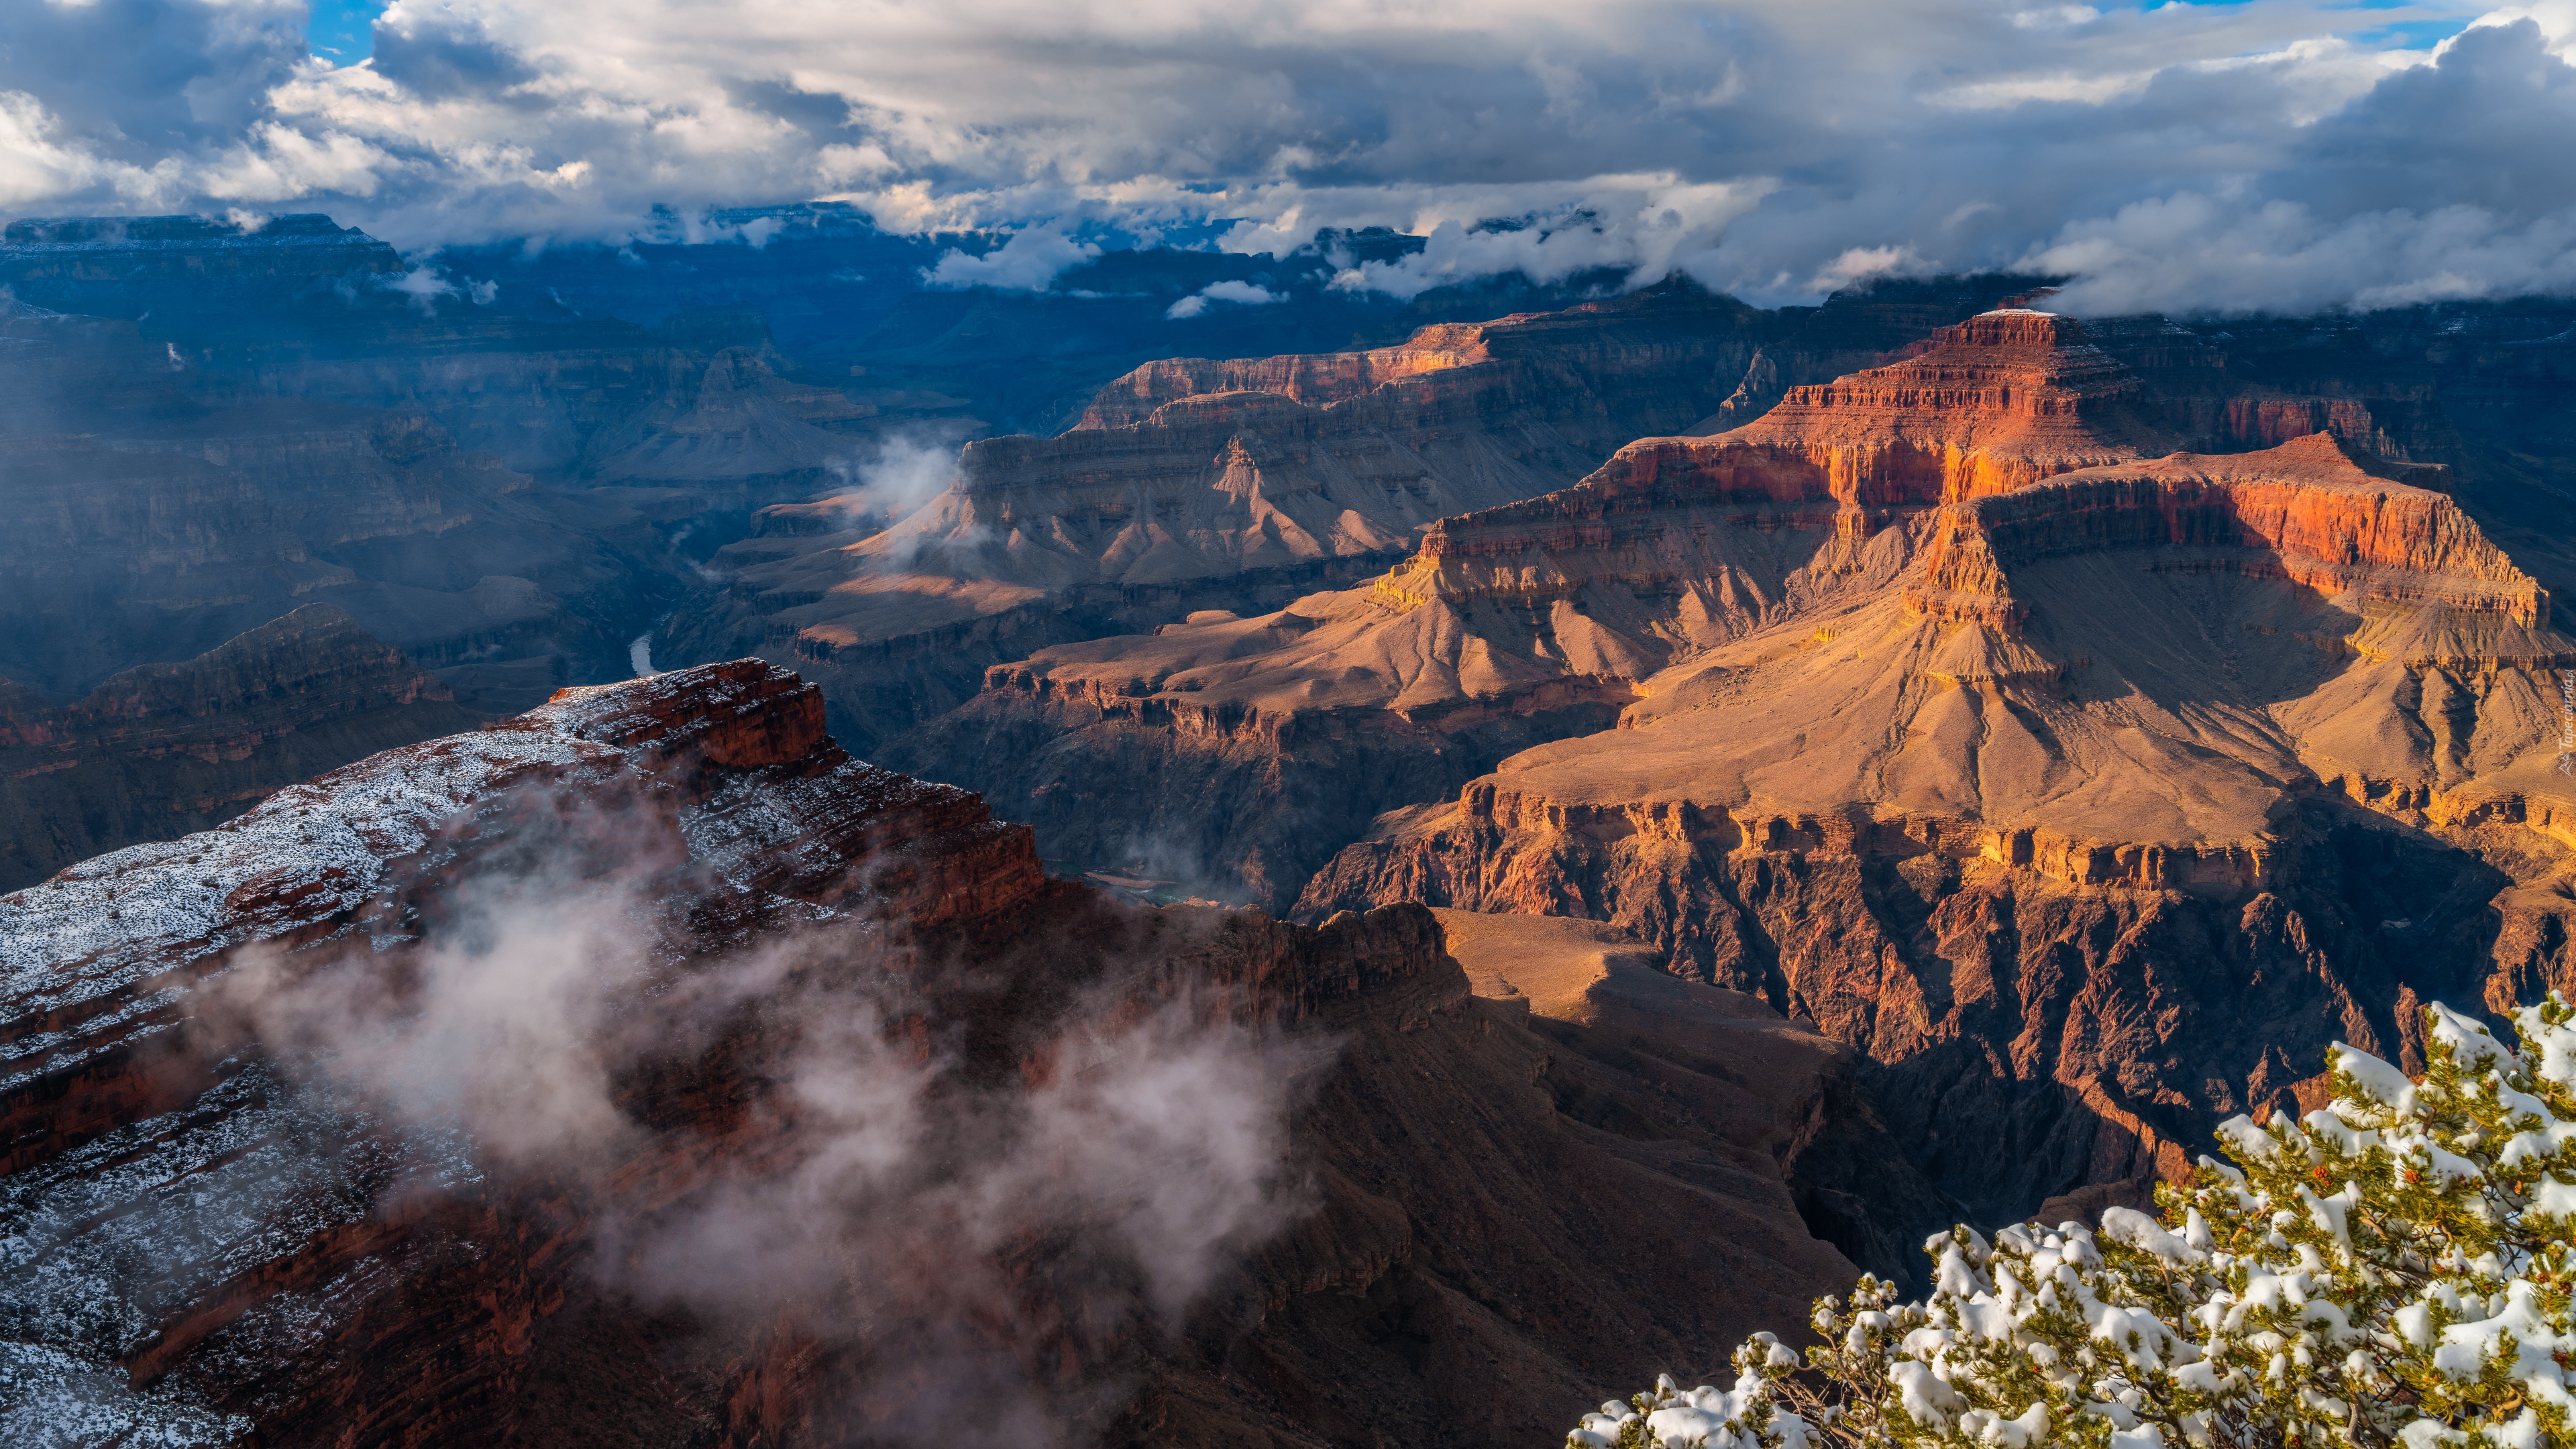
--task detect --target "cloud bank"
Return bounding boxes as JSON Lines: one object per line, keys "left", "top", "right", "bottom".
{"left": 1, "top": 0, "right": 2573, "bottom": 312}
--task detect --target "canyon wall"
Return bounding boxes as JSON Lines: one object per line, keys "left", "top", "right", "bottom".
{"left": 665, "top": 277, "right": 1826, "bottom": 754}
{"left": 0, "top": 604, "right": 476, "bottom": 892}
{"left": 0, "top": 661, "right": 1916, "bottom": 1446}
{"left": 1294, "top": 426, "right": 2576, "bottom": 1226}
{"left": 894, "top": 308, "right": 2176, "bottom": 907}
{"left": 902, "top": 307, "right": 2576, "bottom": 1236}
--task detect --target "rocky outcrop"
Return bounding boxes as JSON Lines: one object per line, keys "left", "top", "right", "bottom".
{"left": 674, "top": 278, "right": 1858, "bottom": 753}
{"left": 0, "top": 604, "right": 478, "bottom": 891}
{"left": 894, "top": 310, "right": 2174, "bottom": 910}
{"left": 1906, "top": 432, "right": 2533, "bottom": 629}
{"left": 1075, "top": 321, "right": 1502, "bottom": 427}
{"left": 0, "top": 661, "right": 1894, "bottom": 1446}
{"left": 895, "top": 306, "right": 2576, "bottom": 1235}
{"left": 1294, "top": 428, "right": 2576, "bottom": 1226}
{"left": 1698, "top": 274, "right": 2063, "bottom": 428}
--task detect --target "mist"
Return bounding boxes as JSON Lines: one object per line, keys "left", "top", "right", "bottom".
{"left": 193, "top": 794, "right": 1329, "bottom": 1445}
{"left": 826, "top": 431, "right": 968, "bottom": 529}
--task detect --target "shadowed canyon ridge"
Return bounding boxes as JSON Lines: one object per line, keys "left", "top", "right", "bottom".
{"left": 0, "top": 661, "right": 1918, "bottom": 1444}
{"left": 7, "top": 203, "right": 2576, "bottom": 1448}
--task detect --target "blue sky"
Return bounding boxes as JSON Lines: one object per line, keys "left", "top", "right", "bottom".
{"left": 307, "top": 0, "right": 389, "bottom": 63}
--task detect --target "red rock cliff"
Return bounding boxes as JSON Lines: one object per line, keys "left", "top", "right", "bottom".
{"left": 1908, "top": 432, "right": 2544, "bottom": 631}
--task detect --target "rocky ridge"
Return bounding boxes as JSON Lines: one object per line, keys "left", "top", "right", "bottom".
{"left": 900, "top": 307, "right": 2576, "bottom": 1234}
{"left": 0, "top": 661, "right": 1911, "bottom": 1446}
{"left": 0, "top": 604, "right": 476, "bottom": 892}
{"left": 667, "top": 278, "right": 1784, "bottom": 753}
{"left": 669, "top": 278, "right": 2052, "bottom": 755}
{"left": 1297, "top": 441, "right": 2576, "bottom": 1226}
{"left": 894, "top": 309, "right": 2186, "bottom": 908}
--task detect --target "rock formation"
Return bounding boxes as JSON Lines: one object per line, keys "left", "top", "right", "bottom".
{"left": 1297, "top": 432, "right": 2576, "bottom": 1225}
{"left": 901, "top": 307, "right": 2576, "bottom": 1234}
{"left": 0, "top": 604, "right": 476, "bottom": 892}
{"left": 12, "top": 206, "right": 2576, "bottom": 1314}
{"left": 896, "top": 309, "right": 2182, "bottom": 908}
{"left": 662, "top": 278, "right": 1796, "bottom": 753}
{"left": 1698, "top": 274, "right": 2068, "bottom": 429}
{"left": 0, "top": 661, "right": 1920, "bottom": 1445}
{"left": 695, "top": 280, "right": 2076, "bottom": 757}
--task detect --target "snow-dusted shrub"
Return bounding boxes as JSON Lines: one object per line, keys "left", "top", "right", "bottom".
{"left": 1570, "top": 996, "right": 2576, "bottom": 1449}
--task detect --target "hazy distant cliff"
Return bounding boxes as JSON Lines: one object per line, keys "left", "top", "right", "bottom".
{"left": 0, "top": 605, "right": 476, "bottom": 890}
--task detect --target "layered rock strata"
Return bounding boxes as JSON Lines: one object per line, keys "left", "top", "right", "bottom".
{"left": 1298, "top": 430, "right": 2576, "bottom": 1224}
{"left": 898, "top": 310, "right": 2176, "bottom": 909}
{"left": 667, "top": 278, "right": 1807, "bottom": 753}
{"left": 0, "top": 604, "right": 476, "bottom": 891}
{"left": 906, "top": 310, "right": 2576, "bottom": 1232}
{"left": 1697, "top": 274, "right": 2064, "bottom": 428}
{"left": 0, "top": 661, "right": 1899, "bottom": 1446}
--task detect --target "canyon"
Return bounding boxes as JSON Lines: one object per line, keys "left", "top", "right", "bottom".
{"left": 668, "top": 274, "right": 2049, "bottom": 755}
{"left": 896, "top": 305, "right": 2576, "bottom": 1236}
{"left": 9, "top": 205, "right": 2576, "bottom": 1446}
{"left": 0, "top": 604, "right": 475, "bottom": 892}
{"left": 0, "top": 662, "right": 1919, "bottom": 1444}
{"left": 0, "top": 214, "right": 1710, "bottom": 869}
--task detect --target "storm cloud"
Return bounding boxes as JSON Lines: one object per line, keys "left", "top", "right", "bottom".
{"left": 1, "top": 0, "right": 2573, "bottom": 312}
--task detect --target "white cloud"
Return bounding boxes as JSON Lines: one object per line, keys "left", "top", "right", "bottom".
{"left": 920, "top": 225, "right": 1100, "bottom": 291}
{"left": 0, "top": 1, "right": 2569, "bottom": 317}
{"left": 1165, "top": 278, "right": 1286, "bottom": 318}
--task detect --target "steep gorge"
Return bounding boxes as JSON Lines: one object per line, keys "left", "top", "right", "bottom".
{"left": 0, "top": 661, "right": 1923, "bottom": 1446}
{"left": 894, "top": 309, "right": 2182, "bottom": 907}
{"left": 904, "top": 307, "right": 2576, "bottom": 1231}
{"left": 678, "top": 278, "right": 2049, "bottom": 754}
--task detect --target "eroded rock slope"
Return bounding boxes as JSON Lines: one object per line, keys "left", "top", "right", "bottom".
{"left": 898, "top": 309, "right": 2178, "bottom": 906}
{"left": 0, "top": 604, "right": 475, "bottom": 891}
{"left": 0, "top": 661, "right": 1905, "bottom": 1446}
{"left": 903, "top": 306, "right": 2576, "bottom": 1230}
{"left": 673, "top": 278, "right": 2051, "bottom": 753}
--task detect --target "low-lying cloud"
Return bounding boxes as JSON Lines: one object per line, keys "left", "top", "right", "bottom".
{"left": 1, "top": 1, "right": 2573, "bottom": 313}
{"left": 198, "top": 801, "right": 1326, "bottom": 1443}
{"left": 922, "top": 225, "right": 1102, "bottom": 291}
{"left": 825, "top": 429, "right": 967, "bottom": 524}
{"left": 1166, "top": 278, "right": 1286, "bottom": 318}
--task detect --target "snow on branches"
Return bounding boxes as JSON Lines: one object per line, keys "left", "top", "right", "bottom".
{"left": 1570, "top": 995, "right": 2576, "bottom": 1449}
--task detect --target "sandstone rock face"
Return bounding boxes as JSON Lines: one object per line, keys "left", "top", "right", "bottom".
{"left": 0, "top": 604, "right": 477, "bottom": 892}
{"left": 1073, "top": 320, "right": 1503, "bottom": 428}
{"left": 1697, "top": 274, "right": 2065, "bottom": 429}
{"left": 898, "top": 310, "right": 2173, "bottom": 910}
{"left": 901, "top": 307, "right": 2576, "bottom": 1234}
{"left": 0, "top": 662, "right": 1890, "bottom": 1446}
{"left": 1297, "top": 427, "right": 2576, "bottom": 1225}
